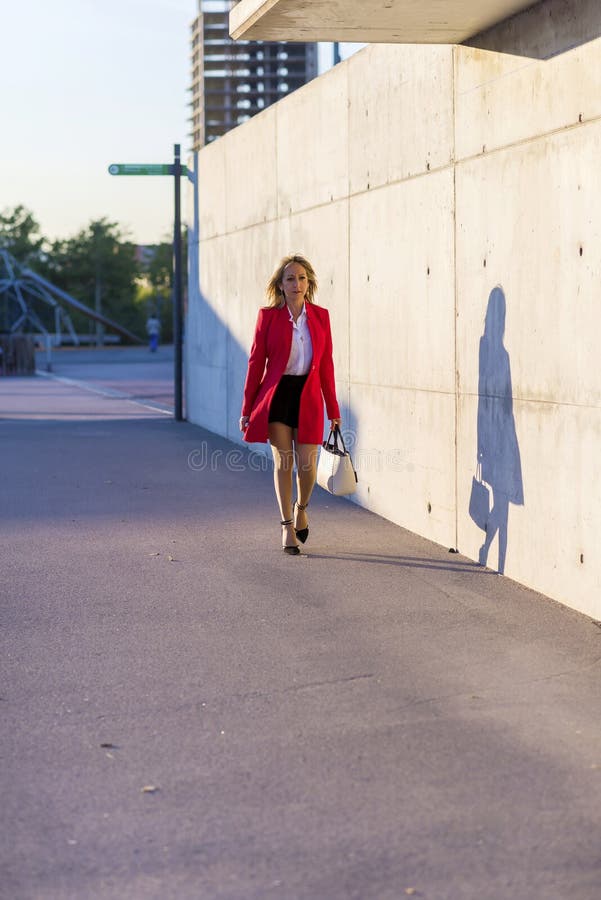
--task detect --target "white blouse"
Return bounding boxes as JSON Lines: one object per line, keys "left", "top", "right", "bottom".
{"left": 284, "top": 304, "right": 313, "bottom": 375}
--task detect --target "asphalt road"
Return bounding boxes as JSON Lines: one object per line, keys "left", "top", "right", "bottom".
{"left": 1, "top": 358, "right": 601, "bottom": 899}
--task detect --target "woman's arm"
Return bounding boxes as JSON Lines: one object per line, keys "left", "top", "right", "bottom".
{"left": 241, "top": 308, "right": 269, "bottom": 418}
{"left": 319, "top": 309, "right": 341, "bottom": 421}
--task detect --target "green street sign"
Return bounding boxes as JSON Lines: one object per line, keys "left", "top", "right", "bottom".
{"left": 108, "top": 163, "right": 187, "bottom": 176}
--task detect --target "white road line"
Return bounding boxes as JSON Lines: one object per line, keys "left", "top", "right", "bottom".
{"left": 35, "top": 369, "right": 174, "bottom": 416}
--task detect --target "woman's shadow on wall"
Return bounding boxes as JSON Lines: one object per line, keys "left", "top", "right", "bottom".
{"left": 475, "top": 286, "right": 524, "bottom": 574}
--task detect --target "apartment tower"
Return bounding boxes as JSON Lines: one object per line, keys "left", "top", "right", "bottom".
{"left": 190, "top": 0, "right": 318, "bottom": 149}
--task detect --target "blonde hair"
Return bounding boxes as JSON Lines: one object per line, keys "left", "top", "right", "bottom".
{"left": 265, "top": 254, "right": 318, "bottom": 308}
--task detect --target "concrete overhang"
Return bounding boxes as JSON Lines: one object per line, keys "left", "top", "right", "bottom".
{"left": 230, "top": 0, "right": 539, "bottom": 43}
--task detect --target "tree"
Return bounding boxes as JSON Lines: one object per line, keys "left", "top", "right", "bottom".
{"left": 0, "top": 208, "right": 177, "bottom": 343}
{"left": 146, "top": 240, "right": 173, "bottom": 296}
{"left": 0, "top": 205, "right": 45, "bottom": 265}
{"left": 135, "top": 238, "right": 175, "bottom": 343}
{"left": 44, "top": 219, "right": 144, "bottom": 340}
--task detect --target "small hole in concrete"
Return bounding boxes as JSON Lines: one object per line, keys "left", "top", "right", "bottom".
{"left": 427, "top": 267, "right": 430, "bottom": 275}
{"left": 427, "top": 502, "right": 432, "bottom": 513}
{"left": 579, "top": 246, "right": 583, "bottom": 256}
{"left": 579, "top": 113, "right": 583, "bottom": 123}
{"left": 367, "top": 274, "right": 370, "bottom": 281}
{"left": 483, "top": 258, "right": 487, "bottom": 268}
{"left": 580, "top": 553, "right": 584, "bottom": 564}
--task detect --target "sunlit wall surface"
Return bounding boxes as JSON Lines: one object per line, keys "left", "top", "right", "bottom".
{"left": 187, "top": 1, "right": 601, "bottom": 620}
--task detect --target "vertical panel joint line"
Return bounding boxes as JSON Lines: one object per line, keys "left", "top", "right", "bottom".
{"left": 452, "top": 45, "right": 459, "bottom": 552}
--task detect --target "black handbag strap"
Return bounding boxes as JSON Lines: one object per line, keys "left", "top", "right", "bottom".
{"left": 323, "top": 424, "right": 348, "bottom": 455}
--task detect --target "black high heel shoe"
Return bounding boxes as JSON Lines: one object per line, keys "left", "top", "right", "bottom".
{"left": 281, "top": 519, "right": 300, "bottom": 555}
{"left": 294, "top": 502, "right": 309, "bottom": 544}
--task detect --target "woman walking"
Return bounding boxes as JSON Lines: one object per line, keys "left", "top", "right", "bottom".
{"left": 239, "top": 254, "right": 341, "bottom": 555}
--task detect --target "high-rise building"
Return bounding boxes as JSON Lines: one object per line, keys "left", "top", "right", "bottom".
{"left": 190, "top": 0, "right": 318, "bottom": 150}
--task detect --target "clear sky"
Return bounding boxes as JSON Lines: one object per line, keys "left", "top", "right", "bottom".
{"left": 2, "top": 0, "right": 195, "bottom": 246}
{"left": 2, "top": 1, "right": 363, "bottom": 246}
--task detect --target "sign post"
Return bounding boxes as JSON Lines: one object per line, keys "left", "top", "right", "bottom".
{"left": 108, "top": 146, "right": 187, "bottom": 421}
{"left": 173, "top": 145, "right": 183, "bottom": 423}
{"left": 108, "top": 164, "right": 178, "bottom": 176}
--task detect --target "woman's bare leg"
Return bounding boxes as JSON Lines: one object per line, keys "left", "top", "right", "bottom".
{"left": 269, "top": 422, "right": 297, "bottom": 547}
{"left": 293, "top": 439, "right": 319, "bottom": 531}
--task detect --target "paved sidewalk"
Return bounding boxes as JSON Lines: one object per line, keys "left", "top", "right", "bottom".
{"left": 35, "top": 345, "right": 175, "bottom": 412}
{"left": 1, "top": 373, "right": 601, "bottom": 900}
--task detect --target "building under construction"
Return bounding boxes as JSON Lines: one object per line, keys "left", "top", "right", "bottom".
{"left": 190, "top": 0, "right": 318, "bottom": 149}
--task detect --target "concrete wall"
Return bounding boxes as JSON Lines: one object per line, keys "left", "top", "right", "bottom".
{"left": 186, "top": 37, "right": 601, "bottom": 622}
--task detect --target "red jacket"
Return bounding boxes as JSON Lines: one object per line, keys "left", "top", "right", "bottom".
{"left": 241, "top": 303, "right": 340, "bottom": 444}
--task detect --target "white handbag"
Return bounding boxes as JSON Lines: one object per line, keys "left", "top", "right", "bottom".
{"left": 316, "top": 426, "right": 358, "bottom": 496}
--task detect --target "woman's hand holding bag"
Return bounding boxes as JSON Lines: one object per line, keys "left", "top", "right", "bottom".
{"left": 317, "top": 425, "right": 358, "bottom": 496}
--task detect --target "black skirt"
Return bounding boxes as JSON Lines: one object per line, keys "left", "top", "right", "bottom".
{"left": 268, "top": 374, "right": 308, "bottom": 429}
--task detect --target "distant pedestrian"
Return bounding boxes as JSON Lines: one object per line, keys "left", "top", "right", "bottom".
{"left": 146, "top": 313, "right": 160, "bottom": 352}
{"left": 239, "top": 254, "right": 341, "bottom": 555}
